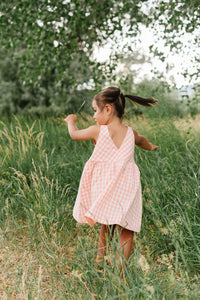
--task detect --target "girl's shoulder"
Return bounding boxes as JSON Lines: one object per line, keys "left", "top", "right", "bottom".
{"left": 130, "top": 127, "right": 145, "bottom": 146}
{"left": 86, "top": 124, "right": 100, "bottom": 141}
{"left": 90, "top": 124, "right": 101, "bottom": 143}
{"left": 125, "top": 126, "right": 139, "bottom": 142}
{"left": 131, "top": 127, "right": 139, "bottom": 139}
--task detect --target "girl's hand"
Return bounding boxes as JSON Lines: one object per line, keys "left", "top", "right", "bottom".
{"left": 64, "top": 114, "right": 78, "bottom": 123}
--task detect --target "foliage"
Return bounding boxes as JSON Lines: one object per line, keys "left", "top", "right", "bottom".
{"left": 151, "top": 0, "right": 200, "bottom": 36}
{"left": 0, "top": 0, "right": 150, "bottom": 113}
{"left": 187, "top": 84, "right": 200, "bottom": 116}
{"left": 0, "top": 1, "right": 199, "bottom": 115}
{"left": 148, "top": 0, "right": 200, "bottom": 80}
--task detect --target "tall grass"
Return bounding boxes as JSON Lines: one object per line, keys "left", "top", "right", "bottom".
{"left": 0, "top": 115, "right": 199, "bottom": 299}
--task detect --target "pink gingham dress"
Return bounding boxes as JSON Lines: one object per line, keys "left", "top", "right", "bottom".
{"left": 73, "top": 125, "right": 142, "bottom": 232}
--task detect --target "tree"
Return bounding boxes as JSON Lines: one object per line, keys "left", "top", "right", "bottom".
{"left": 148, "top": 0, "right": 200, "bottom": 81}
{"left": 0, "top": 0, "right": 199, "bottom": 114}
{"left": 0, "top": 1, "right": 150, "bottom": 85}
{"left": 0, "top": 0, "right": 151, "bottom": 113}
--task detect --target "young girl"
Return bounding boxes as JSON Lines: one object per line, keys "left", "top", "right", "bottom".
{"left": 65, "top": 86, "right": 158, "bottom": 266}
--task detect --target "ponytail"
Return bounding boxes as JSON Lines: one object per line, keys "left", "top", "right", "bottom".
{"left": 124, "top": 94, "right": 158, "bottom": 107}
{"left": 94, "top": 87, "right": 158, "bottom": 119}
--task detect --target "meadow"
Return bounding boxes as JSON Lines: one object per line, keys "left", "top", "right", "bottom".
{"left": 0, "top": 114, "right": 199, "bottom": 299}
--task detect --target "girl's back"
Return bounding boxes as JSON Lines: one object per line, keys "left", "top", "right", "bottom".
{"left": 106, "top": 123, "right": 128, "bottom": 150}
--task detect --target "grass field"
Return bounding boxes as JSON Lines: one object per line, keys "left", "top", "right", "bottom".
{"left": 0, "top": 114, "right": 200, "bottom": 299}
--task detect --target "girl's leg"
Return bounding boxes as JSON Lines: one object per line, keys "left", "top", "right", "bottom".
{"left": 96, "top": 224, "right": 115, "bottom": 262}
{"left": 115, "top": 226, "right": 134, "bottom": 276}
{"left": 118, "top": 226, "right": 134, "bottom": 261}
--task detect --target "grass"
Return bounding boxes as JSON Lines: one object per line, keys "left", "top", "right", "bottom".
{"left": 0, "top": 114, "right": 200, "bottom": 299}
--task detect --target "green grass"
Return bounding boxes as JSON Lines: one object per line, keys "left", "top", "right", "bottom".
{"left": 0, "top": 114, "right": 200, "bottom": 299}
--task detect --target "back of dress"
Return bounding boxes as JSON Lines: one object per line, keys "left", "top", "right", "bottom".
{"left": 90, "top": 125, "right": 135, "bottom": 163}
{"left": 73, "top": 125, "right": 142, "bottom": 232}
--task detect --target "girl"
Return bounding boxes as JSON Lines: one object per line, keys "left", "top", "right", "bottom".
{"left": 64, "top": 87, "right": 158, "bottom": 267}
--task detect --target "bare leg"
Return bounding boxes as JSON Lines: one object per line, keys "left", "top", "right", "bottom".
{"left": 118, "top": 226, "right": 134, "bottom": 260}
{"left": 116, "top": 226, "right": 134, "bottom": 276}
{"left": 96, "top": 224, "right": 115, "bottom": 262}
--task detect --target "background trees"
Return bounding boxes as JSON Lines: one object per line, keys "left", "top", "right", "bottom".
{"left": 0, "top": 0, "right": 199, "bottom": 115}
{"left": 149, "top": 0, "right": 200, "bottom": 80}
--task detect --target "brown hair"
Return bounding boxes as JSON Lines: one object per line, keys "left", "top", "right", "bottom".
{"left": 94, "top": 86, "right": 158, "bottom": 118}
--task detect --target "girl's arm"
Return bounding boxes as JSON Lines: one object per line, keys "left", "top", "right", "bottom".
{"left": 64, "top": 114, "right": 99, "bottom": 141}
{"left": 133, "top": 129, "right": 158, "bottom": 151}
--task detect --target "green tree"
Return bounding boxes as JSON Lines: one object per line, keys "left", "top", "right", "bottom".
{"left": 0, "top": 4, "right": 147, "bottom": 82}
{"left": 149, "top": 0, "right": 200, "bottom": 80}
{"left": 0, "top": 0, "right": 199, "bottom": 114}
{"left": 0, "top": 0, "right": 151, "bottom": 113}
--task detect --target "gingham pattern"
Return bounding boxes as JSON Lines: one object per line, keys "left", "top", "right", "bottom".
{"left": 73, "top": 126, "right": 142, "bottom": 232}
